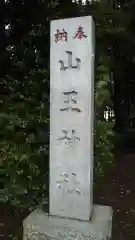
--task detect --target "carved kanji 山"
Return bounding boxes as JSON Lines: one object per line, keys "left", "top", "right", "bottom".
{"left": 59, "top": 51, "right": 81, "bottom": 70}
{"left": 73, "top": 26, "right": 87, "bottom": 40}
{"left": 54, "top": 29, "right": 67, "bottom": 43}
{"left": 60, "top": 90, "right": 81, "bottom": 112}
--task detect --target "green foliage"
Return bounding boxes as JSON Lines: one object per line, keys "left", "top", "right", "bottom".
{"left": 0, "top": 96, "right": 49, "bottom": 209}
{"left": 0, "top": 63, "right": 49, "bottom": 209}
{"left": 94, "top": 120, "right": 115, "bottom": 180}
{"left": 0, "top": 0, "right": 51, "bottom": 209}
{"left": 94, "top": 72, "right": 115, "bottom": 180}
{"left": 94, "top": 31, "right": 115, "bottom": 181}
{"left": 0, "top": 0, "right": 117, "bottom": 211}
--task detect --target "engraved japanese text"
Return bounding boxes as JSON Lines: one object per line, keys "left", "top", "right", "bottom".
{"left": 73, "top": 26, "right": 87, "bottom": 40}
{"left": 60, "top": 91, "right": 81, "bottom": 112}
{"left": 59, "top": 51, "right": 81, "bottom": 70}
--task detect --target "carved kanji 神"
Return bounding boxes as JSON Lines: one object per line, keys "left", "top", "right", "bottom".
{"left": 57, "top": 129, "right": 80, "bottom": 145}
{"left": 73, "top": 26, "right": 87, "bottom": 40}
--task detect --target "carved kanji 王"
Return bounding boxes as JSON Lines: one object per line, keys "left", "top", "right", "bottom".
{"left": 54, "top": 29, "right": 68, "bottom": 43}
{"left": 60, "top": 90, "right": 81, "bottom": 112}
{"left": 59, "top": 51, "right": 81, "bottom": 70}
{"left": 73, "top": 26, "right": 87, "bottom": 40}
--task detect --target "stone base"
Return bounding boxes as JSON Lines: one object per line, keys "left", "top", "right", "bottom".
{"left": 23, "top": 205, "right": 113, "bottom": 240}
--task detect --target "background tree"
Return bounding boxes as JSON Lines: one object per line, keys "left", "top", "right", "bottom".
{"left": 1, "top": 0, "right": 134, "bottom": 210}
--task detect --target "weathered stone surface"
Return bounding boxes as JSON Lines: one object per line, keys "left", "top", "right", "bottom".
{"left": 23, "top": 205, "right": 113, "bottom": 240}
{"left": 50, "top": 16, "right": 95, "bottom": 221}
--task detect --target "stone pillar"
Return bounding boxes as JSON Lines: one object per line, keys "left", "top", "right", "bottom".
{"left": 50, "top": 16, "right": 94, "bottom": 221}
{"left": 23, "top": 16, "right": 113, "bottom": 240}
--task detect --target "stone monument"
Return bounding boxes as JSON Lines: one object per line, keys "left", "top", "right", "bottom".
{"left": 23, "top": 16, "right": 113, "bottom": 240}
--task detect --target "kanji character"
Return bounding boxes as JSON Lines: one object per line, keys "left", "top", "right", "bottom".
{"left": 73, "top": 26, "right": 87, "bottom": 40}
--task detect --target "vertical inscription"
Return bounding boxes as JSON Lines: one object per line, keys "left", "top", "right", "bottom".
{"left": 59, "top": 51, "right": 81, "bottom": 71}
{"left": 50, "top": 16, "right": 94, "bottom": 220}
{"left": 73, "top": 26, "right": 87, "bottom": 40}
{"left": 60, "top": 91, "right": 81, "bottom": 112}
{"left": 57, "top": 129, "right": 80, "bottom": 146}
{"left": 54, "top": 29, "right": 68, "bottom": 42}
{"left": 56, "top": 173, "right": 81, "bottom": 195}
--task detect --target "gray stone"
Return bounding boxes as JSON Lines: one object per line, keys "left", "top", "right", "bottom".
{"left": 50, "top": 15, "right": 95, "bottom": 221}
{"left": 23, "top": 205, "right": 113, "bottom": 240}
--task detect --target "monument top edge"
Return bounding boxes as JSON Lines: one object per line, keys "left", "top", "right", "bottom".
{"left": 51, "top": 15, "right": 93, "bottom": 23}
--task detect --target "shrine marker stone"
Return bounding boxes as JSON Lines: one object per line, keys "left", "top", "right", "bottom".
{"left": 50, "top": 16, "right": 94, "bottom": 221}
{"left": 23, "top": 16, "right": 113, "bottom": 240}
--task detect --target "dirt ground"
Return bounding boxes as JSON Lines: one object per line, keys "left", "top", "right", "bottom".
{"left": 0, "top": 205, "right": 28, "bottom": 239}
{"left": 1, "top": 154, "right": 135, "bottom": 239}
{"left": 94, "top": 154, "right": 135, "bottom": 240}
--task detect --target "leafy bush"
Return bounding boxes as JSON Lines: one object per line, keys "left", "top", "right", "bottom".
{"left": 0, "top": 2, "right": 115, "bottom": 211}
{"left": 94, "top": 51, "right": 115, "bottom": 180}
{"left": 0, "top": 70, "right": 49, "bottom": 210}
{"left": 94, "top": 120, "right": 115, "bottom": 181}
